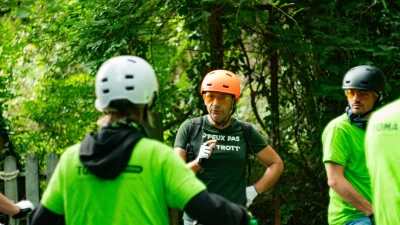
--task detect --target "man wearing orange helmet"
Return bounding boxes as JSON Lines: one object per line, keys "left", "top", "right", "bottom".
{"left": 175, "top": 70, "right": 284, "bottom": 224}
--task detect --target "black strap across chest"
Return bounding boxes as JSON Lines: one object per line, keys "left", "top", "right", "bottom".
{"left": 185, "top": 116, "right": 256, "bottom": 184}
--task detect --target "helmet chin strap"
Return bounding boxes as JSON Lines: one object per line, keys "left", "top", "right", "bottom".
{"left": 345, "top": 106, "right": 369, "bottom": 130}
{"left": 345, "top": 103, "right": 375, "bottom": 130}
{"left": 213, "top": 114, "right": 231, "bottom": 127}
{"left": 208, "top": 100, "right": 237, "bottom": 127}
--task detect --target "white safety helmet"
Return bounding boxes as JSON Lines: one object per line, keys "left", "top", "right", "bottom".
{"left": 95, "top": 55, "right": 158, "bottom": 112}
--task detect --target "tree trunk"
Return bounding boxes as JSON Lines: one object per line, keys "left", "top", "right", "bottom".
{"left": 269, "top": 7, "right": 281, "bottom": 225}
{"left": 208, "top": 8, "right": 224, "bottom": 70}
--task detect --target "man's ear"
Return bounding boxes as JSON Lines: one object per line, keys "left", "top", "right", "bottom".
{"left": 232, "top": 96, "right": 237, "bottom": 106}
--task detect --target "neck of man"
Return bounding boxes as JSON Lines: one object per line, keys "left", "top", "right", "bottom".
{"left": 207, "top": 114, "right": 232, "bottom": 130}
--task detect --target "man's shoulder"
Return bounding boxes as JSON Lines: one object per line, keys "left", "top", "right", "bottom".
{"left": 178, "top": 117, "right": 198, "bottom": 131}
{"left": 231, "top": 118, "right": 253, "bottom": 127}
{"left": 322, "top": 114, "right": 354, "bottom": 138}
{"left": 185, "top": 115, "right": 206, "bottom": 125}
{"left": 63, "top": 143, "right": 81, "bottom": 157}
{"left": 140, "top": 137, "right": 172, "bottom": 150}
{"left": 325, "top": 114, "right": 350, "bottom": 128}
{"left": 230, "top": 118, "right": 259, "bottom": 136}
{"left": 137, "top": 138, "right": 179, "bottom": 160}
{"left": 56, "top": 143, "right": 82, "bottom": 167}
{"left": 371, "top": 99, "right": 400, "bottom": 121}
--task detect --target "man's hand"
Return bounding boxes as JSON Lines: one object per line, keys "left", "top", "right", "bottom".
{"left": 197, "top": 140, "right": 217, "bottom": 166}
{"left": 245, "top": 185, "right": 259, "bottom": 207}
{"left": 12, "top": 200, "right": 34, "bottom": 220}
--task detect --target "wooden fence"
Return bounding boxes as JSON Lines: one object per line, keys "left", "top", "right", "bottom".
{"left": 2, "top": 154, "right": 58, "bottom": 225}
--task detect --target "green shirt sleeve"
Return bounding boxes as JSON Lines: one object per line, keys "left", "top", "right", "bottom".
{"left": 162, "top": 144, "right": 206, "bottom": 210}
{"left": 249, "top": 125, "right": 269, "bottom": 154}
{"left": 322, "top": 126, "right": 351, "bottom": 166}
{"left": 174, "top": 119, "right": 192, "bottom": 149}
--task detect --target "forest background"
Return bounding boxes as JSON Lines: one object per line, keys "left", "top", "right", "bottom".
{"left": 0, "top": 0, "right": 399, "bottom": 224}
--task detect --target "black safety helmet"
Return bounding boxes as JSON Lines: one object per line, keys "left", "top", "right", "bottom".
{"left": 342, "top": 65, "right": 386, "bottom": 94}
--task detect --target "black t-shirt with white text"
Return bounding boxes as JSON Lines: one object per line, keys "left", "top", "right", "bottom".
{"left": 174, "top": 115, "right": 268, "bottom": 205}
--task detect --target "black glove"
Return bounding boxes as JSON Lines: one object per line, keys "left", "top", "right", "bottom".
{"left": 12, "top": 200, "right": 34, "bottom": 219}
{"left": 369, "top": 213, "right": 375, "bottom": 225}
{"left": 197, "top": 142, "right": 212, "bottom": 166}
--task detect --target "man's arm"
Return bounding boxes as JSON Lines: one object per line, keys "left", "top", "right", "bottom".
{"left": 174, "top": 140, "right": 216, "bottom": 173}
{"left": 0, "top": 193, "right": 33, "bottom": 220}
{"left": 185, "top": 190, "right": 249, "bottom": 225}
{"left": 252, "top": 145, "right": 284, "bottom": 194}
{"left": 0, "top": 193, "right": 19, "bottom": 216}
{"left": 325, "top": 162, "right": 373, "bottom": 216}
{"left": 175, "top": 147, "right": 202, "bottom": 173}
{"left": 28, "top": 204, "right": 65, "bottom": 225}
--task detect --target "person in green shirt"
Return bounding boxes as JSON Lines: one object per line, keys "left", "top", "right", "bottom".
{"left": 322, "top": 65, "right": 387, "bottom": 225}
{"left": 0, "top": 193, "right": 33, "bottom": 220}
{"left": 174, "top": 69, "right": 284, "bottom": 225}
{"left": 365, "top": 98, "right": 400, "bottom": 225}
{"left": 28, "top": 56, "right": 250, "bottom": 225}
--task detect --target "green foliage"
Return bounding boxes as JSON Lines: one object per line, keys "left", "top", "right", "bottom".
{"left": 5, "top": 73, "right": 98, "bottom": 168}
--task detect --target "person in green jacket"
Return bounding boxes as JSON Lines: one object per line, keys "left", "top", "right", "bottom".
{"left": 365, "top": 98, "right": 400, "bottom": 225}
{"left": 322, "top": 65, "right": 386, "bottom": 225}
{"left": 0, "top": 193, "right": 33, "bottom": 220}
{"left": 28, "top": 56, "right": 250, "bottom": 225}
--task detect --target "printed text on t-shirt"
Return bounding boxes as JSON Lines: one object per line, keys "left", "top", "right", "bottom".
{"left": 202, "top": 133, "right": 242, "bottom": 152}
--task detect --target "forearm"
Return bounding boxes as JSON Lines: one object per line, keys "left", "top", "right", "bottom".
{"left": 0, "top": 194, "right": 19, "bottom": 216}
{"left": 330, "top": 178, "right": 373, "bottom": 215}
{"left": 174, "top": 147, "right": 201, "bottom": 173}
{"left": 186, "top": 160, "right": 201, "bottom": 173}
{"left": 253, "top": 161, "right": 284, "bottom": 194}
{"left": 175, "top": 142, "right": 216, "bottom": 174}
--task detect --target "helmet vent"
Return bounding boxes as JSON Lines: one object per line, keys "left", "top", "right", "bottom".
{"left": 126, "top": 86, "right": 134, "bottom": 90}
{"left": 101, "top": 78, "right": 108, "bottom": 82}
{"left": 361, "top": 81, "right": 369, "bottom": 85}
{"left": 207, "top": 83, "right": 212, "bottom": 87}
{"left": 366, "top": 68, "right": 375, "bottom": 73}
{"left": 128, "top": 59, "right": 136, "bottom": 63}
{"left": 226, "top": 73, "right": 233, "bottom": 77}
{"left": 125, "top": 75, "right": 134, "bottom": 79}
{"left": 223, "top": 85, "right": 229, "bottom": 88}
{"left": 103, "top": 89, "right": 109, "bottom": 94}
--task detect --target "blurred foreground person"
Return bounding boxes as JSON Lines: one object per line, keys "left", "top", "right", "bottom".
{"left": 365, "top": 98, "right": 400, "bottom": 225}
{"left": 29, "top": 56, "right": 250, "bottom": 225}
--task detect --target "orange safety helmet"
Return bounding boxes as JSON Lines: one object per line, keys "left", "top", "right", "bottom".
{"left": 201, "top": 70, "right": 241, "bottom": 100}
